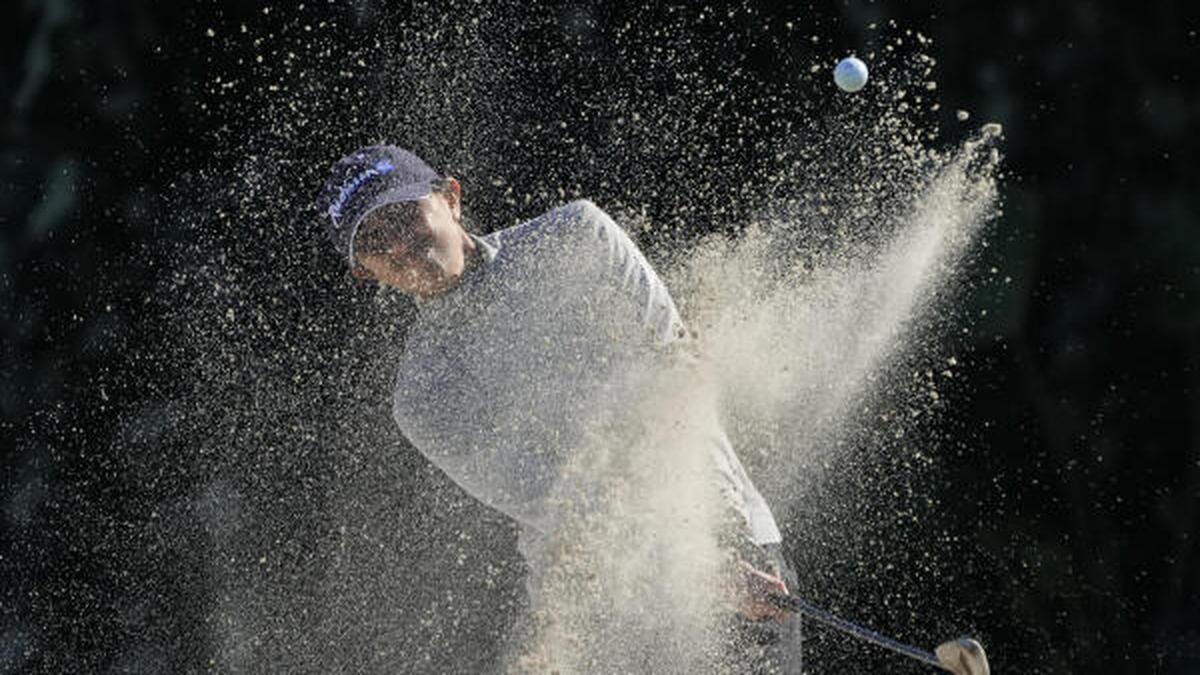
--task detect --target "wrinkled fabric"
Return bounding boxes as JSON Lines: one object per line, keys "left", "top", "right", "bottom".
{"left": 392, "top": 199, "right": 781, "bottom": 544}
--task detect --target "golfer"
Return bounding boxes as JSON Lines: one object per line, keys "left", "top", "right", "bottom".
{"left": 317, "top": 145, "right": 802, "bottom": 672}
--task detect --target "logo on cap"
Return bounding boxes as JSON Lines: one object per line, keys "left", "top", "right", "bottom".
{"left": 328, "top": 159, "right": 396, "bottom": 221}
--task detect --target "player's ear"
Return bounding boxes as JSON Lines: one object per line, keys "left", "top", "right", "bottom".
{"left": 350, "top": 264, "right": 374, "bottom": 280}
{"left": 442, "top": 176, "right": 462, "bottom": 223}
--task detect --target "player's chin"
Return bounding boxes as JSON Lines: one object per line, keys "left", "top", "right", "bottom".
{"left": 411, "top": 267, "right": 460, "bottom": 297}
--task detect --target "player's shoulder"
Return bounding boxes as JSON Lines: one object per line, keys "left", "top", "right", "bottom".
{"left": 535, "top": 198, "right": 617, "bottom": 234}
{"left": 498, "top": 199, "right": 622, "bottom": 250}
{"left": 550, "top": 198, "right": 611, "bottom": 223}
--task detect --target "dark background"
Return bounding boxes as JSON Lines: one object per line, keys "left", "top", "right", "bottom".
{"left": 2, "top": 1, "right": 1197, "bottom": 673}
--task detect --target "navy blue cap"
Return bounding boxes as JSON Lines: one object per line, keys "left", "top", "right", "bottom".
{"left": 317, "top": 145, "right": 442, "bottom": 267}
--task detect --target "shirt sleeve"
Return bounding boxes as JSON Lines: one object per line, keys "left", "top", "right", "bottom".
{"left": 564, "top": 200, "right": 782, "bottom": 549}
{"left": 565, "top": 200, "right": 689, "bottom": 347}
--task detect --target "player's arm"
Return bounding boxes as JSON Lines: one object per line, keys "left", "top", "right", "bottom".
{"left": 712, "top": 482, "right": 793, "bottom": 622}
{"left": 565, "top": 200, "right": 689, "bottom": 347}
{"left": 568, "top": 200, "right": 792, "bottom": 620}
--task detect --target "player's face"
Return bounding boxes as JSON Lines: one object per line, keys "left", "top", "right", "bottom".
{"left": 352, "top": 179, "right": 475, "bottom": 296}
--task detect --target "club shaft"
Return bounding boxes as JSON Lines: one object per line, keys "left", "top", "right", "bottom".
{"left": 769, "top": 593, "right": 944, "bottom": 671}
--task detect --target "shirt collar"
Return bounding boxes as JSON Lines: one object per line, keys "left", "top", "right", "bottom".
{"left": 469, "top": 232, "right": 499, "bottom": 263}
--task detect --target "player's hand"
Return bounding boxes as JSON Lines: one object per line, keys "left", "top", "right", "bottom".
{"left": 732, "top": 559, "right": 793, "bottom": 622}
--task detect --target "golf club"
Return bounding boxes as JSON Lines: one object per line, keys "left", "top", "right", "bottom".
{"left": 768, "top": 592, "right": 990, "bottom": 675}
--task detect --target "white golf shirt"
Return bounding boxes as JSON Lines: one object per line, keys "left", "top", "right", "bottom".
{"left": 391, "top": 200, "right": 781, "bottom": 547}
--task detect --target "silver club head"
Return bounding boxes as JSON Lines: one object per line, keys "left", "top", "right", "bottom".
{"left": 935, "top": 637, "right": 990, "bottom": 675}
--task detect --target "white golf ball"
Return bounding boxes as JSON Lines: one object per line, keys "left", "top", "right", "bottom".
{"left": 833, "top": 56, "right": 868, "bottom": 93}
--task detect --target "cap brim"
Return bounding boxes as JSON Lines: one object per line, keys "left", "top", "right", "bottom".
{"left": 345, "top": 183, "right": 435, "bottom": 267}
